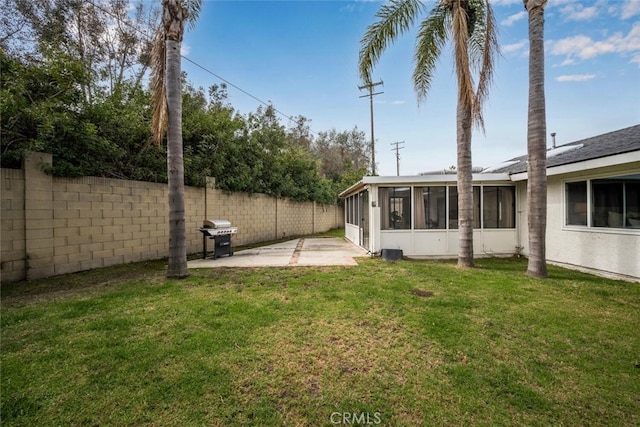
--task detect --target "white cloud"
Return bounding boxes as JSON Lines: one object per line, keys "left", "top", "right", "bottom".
{"left": 503, "top": 40, "right": 528, "bottom": 54}
{"left": 632, "top": 53, "right": 640, "bottom": 65}
{"left": 376, "top": 100, "right": 405, "bottom": 105}
{"left": 560, "top": 4, "right": 599, "bottom": 21}
{"left": 181, "top": 43, "right": 191, "bottom": 56}
{"left": 622, "top": 0, "right": 640, "bottom": 19}
{"left": 501, "top": 11, "right": 527, "bottom": 27}
{"left": 551, "top": 34, "right": 613, "bottom": 60}
{"left": 340, "top": 3, "right": 355, "bottom": 13}
{"left": 559, "top": 57, "right": 577, "bottom": 66}
{"left": 550, "top": 23, "right": 640, "bottom": 65}
{"left": 490, "top": 0, "right": 522, "bottom": 6}
{"left": 556, "top": 74, "right": 597, "bottom": 82}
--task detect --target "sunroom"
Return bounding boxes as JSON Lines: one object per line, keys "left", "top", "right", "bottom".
{"left": 340, "top": 173, "right": 520, "bottom": 258}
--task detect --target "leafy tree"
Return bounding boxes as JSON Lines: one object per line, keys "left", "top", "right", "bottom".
{"left": 1, "top": 0, "right": 364, "bottom": 210}
{"left": 359, "top": 0, "right": 498, "bottom": 268}
{"left": 313, "top": 127, "right": 369, "bottom": 180}
{"left": 0, "top": 49, "right": 123, "bottom": 175}
{"left": 3, "top": 0, "right": 158, "bottom": 99}
{"left": 524, "top": 0, "right": 548, "bottom": 278}
{"left": 286, "top": 115, "right": 314, "bottom": 151}
{"left": 86, "top": 82, "right": 166, "bottom": 182}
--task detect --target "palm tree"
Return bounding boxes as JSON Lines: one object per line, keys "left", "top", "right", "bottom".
{"left": 151, "top": 0, "right": 202, "bottom": 278}
{"left": 359, "top": 0, "right": 498, "bottom": 268}
{"left": 524, "top": 0, "right": 548, "bottom": 278}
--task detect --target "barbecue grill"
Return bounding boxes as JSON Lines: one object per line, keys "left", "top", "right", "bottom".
{"left": 199, "top": 219, "right": 238, "bottom": 259}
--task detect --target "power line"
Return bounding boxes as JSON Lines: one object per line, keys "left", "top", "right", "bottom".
{"left": 86, "top": 0, "right": 315, "bottom": 133}
{"left": 181, "top": 56, "right": 303, "bottom": 130}
{"left": 391, "top": 141, "right": 405, "bottom": 176}
{"left": 358, "top": 80, "right": 383, "bottom": 175}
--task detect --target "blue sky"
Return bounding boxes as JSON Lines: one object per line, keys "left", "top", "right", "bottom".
{"left": 182, "top": 0, "right": 640, "bottom": 176}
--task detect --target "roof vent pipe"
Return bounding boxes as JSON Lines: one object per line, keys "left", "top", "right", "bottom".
{"left": 551, "top": 132, "right": 557, "bottom": 149}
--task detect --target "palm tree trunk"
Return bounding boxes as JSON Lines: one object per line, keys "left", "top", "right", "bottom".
{"left": 525, "top": 0, "right": 548, "bottom": 278}
{"left": 165, "top": 37, "right": 188, "bottom": 278}
{"left": 457, "top": 97, "right": 474, "bottom": 268}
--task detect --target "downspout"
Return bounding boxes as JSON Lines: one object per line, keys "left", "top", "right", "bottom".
{"left": 516, "top": 181, "right": 524, "bottom": 256}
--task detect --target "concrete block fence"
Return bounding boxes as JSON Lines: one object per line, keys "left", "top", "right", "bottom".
{"left": 1, "top": 152, "right": 343, "bottom": 283}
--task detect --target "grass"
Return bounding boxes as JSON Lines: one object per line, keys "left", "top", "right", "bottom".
{"left": 1, "top": 255, "right": 639, "bottom": 426}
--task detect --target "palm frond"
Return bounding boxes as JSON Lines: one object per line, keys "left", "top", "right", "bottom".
{"left": 466, "top": 0, "right": 487, "bottom": 71}
{"left": 359, "top": 0, "right": 425, "bottom": 85}
{"left": 183, "top": 0, "right": 202, "bottom": 30}
{"left": 413, "top": 3, "right": 449, "bottom": 103}
{"left": 150, "top": 29, "right": 167, "bottom": 145}
{"left": 451, "top": 0, "right": 475, "bottom": 115}
{"left": 472, "top": 0, "right": 499, "bottom": 132}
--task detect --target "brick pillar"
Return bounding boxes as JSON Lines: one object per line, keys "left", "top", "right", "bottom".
{"left": 23, "top": 152, "right": 54, "bottom": 280}
{"left": 204, "top": 177, "right": 215, "bottom": 221}
{"left": 312, "top": 201, "right": 316, "bottom": 235}
{"left": 274, "top": 197, "right": 278, "bottom": 240}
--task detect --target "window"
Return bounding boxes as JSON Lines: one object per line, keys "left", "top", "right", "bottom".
{"left": 377, "top": 184, "right": 516, "bottom": 231}
{"left": 345, "top": 194, "right": 359, "bottom": 225}
{"left": 353, "top": 194, "right": 358, "bottom": 225}
{"left": 482, "top": 186, "right": 515, "bottom": 228}
{"left": 379, "top": 187, "right": 411, "bottom": 229}
{"left": 448, "top": 186, "right": 481, "bottom": 229}
{"left": 566, "top": 181, "right": 588, "bottom": 226}
{"left": 592, "top": 177, "right": 640, "bottom": 228}
{"left": 414, "top": 186, "right": 446, "bottom": 229}
{"left": 565, "top": 175, "right": 640, "bottom": 229}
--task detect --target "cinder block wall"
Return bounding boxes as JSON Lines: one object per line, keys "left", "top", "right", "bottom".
{"left": 1, "top": 153, "right": 343, "bottom": 283}
{"left": 277, "top": 198, "right": 314, "bottom": 240}
{"left": 1, "top": 167, "right": 26, "bottom": 283}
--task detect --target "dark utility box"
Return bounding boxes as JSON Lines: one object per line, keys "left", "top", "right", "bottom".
{"left": 381, "top": 249, "right": 403, "bottom": 261}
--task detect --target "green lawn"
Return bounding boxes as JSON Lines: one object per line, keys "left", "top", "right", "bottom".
{"left": 2, "top": 256, "right": 639, "bottom": 426}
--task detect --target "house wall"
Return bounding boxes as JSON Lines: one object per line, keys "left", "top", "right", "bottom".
{"left": 341, "top": 154, "right": 639, "bottom": 279}
{"left": 516, "top": 181, "right": 529, "bottom": 255}
{"left": 348, "top": 182, "right": 518, "bottom": 257}
{"left": 0, "top": 153, "right": 343, "bottom": 283}
{"left": 543, "top": 164, "right": 640, "bottom": 280}
{"left": 378, "top": 229, "right": 517, "bottom": 257}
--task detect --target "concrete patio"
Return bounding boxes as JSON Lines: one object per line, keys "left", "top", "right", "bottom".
{"left": 188, "top": 237, "right": 368, "bottom": 268}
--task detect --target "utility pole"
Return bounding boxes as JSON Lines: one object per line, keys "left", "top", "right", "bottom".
{"left": 391, "top": 141, "right": 405, "bottom": 176}
{"left": 358, "top": 80, "right": 383, "bottom": 175}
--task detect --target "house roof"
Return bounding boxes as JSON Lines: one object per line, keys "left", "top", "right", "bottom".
{"left": 339, "top": 125, "right": 640, "bottom": 198}
{"left": 338, "top": 173, "right": 511, "bottom": 198}
{"left": 484, "top": 124, "right": 640, "bottom": 174}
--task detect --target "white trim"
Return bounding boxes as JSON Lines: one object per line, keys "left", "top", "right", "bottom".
{"left": 339, "top": 180, "right": 365, "bottom": 198}
{"left": 361, "top": 173, "right": 511, "bottom": 185}
{"left": 559, "top": 225, "right": 640, "bottom": 235}
{"left": 510, "top": 152, "right": 640, "bottom": 181}
{"left": 547, "top": 260, "right": 640, "bottom": 283}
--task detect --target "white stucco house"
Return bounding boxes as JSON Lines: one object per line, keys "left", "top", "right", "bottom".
{"left": 340, "top": 124, "right": 640, "bottom": 281}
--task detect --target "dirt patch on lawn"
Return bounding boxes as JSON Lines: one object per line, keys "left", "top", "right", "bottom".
{"left": 411, "top": 289, "right": 434, "bottom": 298}
{"left": 225, "top": 314, "right": 443, "bottom": 426}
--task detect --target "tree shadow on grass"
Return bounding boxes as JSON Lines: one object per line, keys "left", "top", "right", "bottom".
{"left": 1, "top": 260, "right": 167, "bottom": 305}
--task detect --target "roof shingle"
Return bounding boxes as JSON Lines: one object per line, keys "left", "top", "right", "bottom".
{"left": 484, "top": 124, "right": 640, "bottom": 174}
